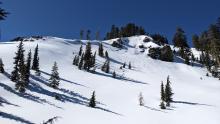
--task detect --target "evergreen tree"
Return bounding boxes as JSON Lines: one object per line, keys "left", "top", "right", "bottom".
{"left": 160, "top": 82, "right": 165, "bottom": 101}
{"left": 96, "top": 31, "right": 100, "bottom": 40}
{"left": 24, "top": 50, "right": 32, "bottom": 86}
{"left": 78, "top": 44, "right": 83, "bottom": 56}
{"left": 101, "top": 60, "right": 110, "bottom": 73}
{"left": 83, "top": 42, "right": 93, "bottom": 71}
{"left": 165, "top": 76, "right": 173, "bottom": 106}
{"left": 139, "top": 92, "right": 144, "bottom": 106}
{"left": 105, "top": 51, "right": 109, "bottom": 59}
{"left": 11, "top": 41, "right": 24, "bottom": 82}
{"left": 173, "top": 27, "right": 189, "bottom": 48}
{"left": 91, "top": 52, "right": 96, "bottom": 68}
{"left": 86, "top": 30, "right": 91, "bottom": 40}
{"left": 98, "top": 42, "right": 104, "bottom": 57}
{"left": 128, "top": 62, "right": 131, "bottom": 69}
{"left": 160, "top": 101, "right": 166, "bottom": 109}
{"left": 89, "top": 91, "right": 96, "bottom": 108}
{"left": 15, "top": 41, "right": 26, "bottom": 93}
{"left": 80, "top": 30, "right": 84, "bottom": 40}
{"left": 32, "top": 45, "right": 40, "bottom": 75}
{"left": 123, "top": 62, "right": 126, "bottom": 68}
{"left": 49, "top": 62, "right": 60, "bottom": 89}
{"left": 73, "top": 55, "right": 77, "bottom": 65}
{"left": 160, "top": 45, "right": 174, "bottom": 62}
{"left": 78, "top": 53, "right": 84, "bottom": 70}
{"left": 112, "top": 71, "right": 116, "bottom": 78}
{"left": 192, "top": 34, "right": 200, "bottom": 50}
{"left": 0, "top": 58, "right": 4, "bottom": 73}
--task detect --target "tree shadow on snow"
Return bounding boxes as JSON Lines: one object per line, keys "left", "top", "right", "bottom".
{"left": 144, "top": 106, "right": 167, "bottom": 113}
{"left": 174, "top": 56, "right": 202, "bottom": 68}
{"left": 0, "top": 96, "right": 19, "bottom": 107}
{"left": 29, "top": 77, "right": 87, "bottom": 107}
{"left": 0, "top": 111, "right": 35, "bottom": 124}
{"left": 95, "top": 106, "right": 123, "bottom": 116}
{"left": 172, "top": 100, "right": 213, "bottom": 107}
{"left": 93, "top": 71, "right": 148, "bottom": 85}
{"left": 40, "top": 70, "right": 88, "bottom": 88}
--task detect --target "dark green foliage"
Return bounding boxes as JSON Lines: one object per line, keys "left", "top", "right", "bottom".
{"left": 111, "top": 38, "right": 123, "bottom": 48}
{"left": 89, "top": 91, "right": 96, "bottom": 108}
{"left": 49, "top": 62, "right": 60, "bottom": 89}
{"left": 73, "top": 55, "right": 80, "bottom": 66}
{"left": 32, "top": 45, "right": 40, "bottom": 75}
{"left": 24, "top": 50, "right": 32, "bottom": 86}
{"left": 101, "top": 60, "right": 110, "bottom": 73}
{"left": 80, "top": 30, "right": 84, "bottom": 40}
{"left": 0, "top": 58, "right": 4, "bottom": 73}
{"left": 128, "top": 62, "right": 131, "bottom": 69}
{"left": 91, "top": 52, "right": 96, "bottom": 67}
{"left": 192, "top": 34, "right": 200, "bottom": 50}
{"left": 173, "top": 27, "right": 189, "bottom": 48}
{"left": 14, "top": 41, "right": 26, "bottom": 93}
{"left": 151, "top": 34, "right": 168, "bottom": 45}
{"left": 0, "top": 2, "right": 9, "bottom": 21}
{"left": 86, "top": 30, "right": 91, "bottom": 40}
{"left": 123, "top": 62, "right": 126, "bottom": 68}
{"left": 160, "top": 45, "right": 174, "bottom": 62}
{"left": 160, "top": 101, "right": 166, "bottom": 109}
{"left": 105, "top": 51, "right": 109, "bottom": 59}
{"left": 83, "top": 42, "right": 93, "bottom": 71}
{"left": 148, "top": 47, "right": 160, "bottom": 59}
{"left": 112, "top": 71, "right": 116, "bottom": 78}
{"left": 105, "top": 23, "right": 146, "bottom": 40}
{"left": 78, "top": 53, "right": 84, "bottom": 70}
{"left": 164, "top": 76, "right": 173, "bottom": 106}
{"left": 160, "top": 82, "right": 165, "bottom": 101}
{"left": 96, "top": 31, "right": 100, "bottom": 40}
{"left": 78, "top": 44, "right": 83, "bottom": 56}
{"left": 98, "top": 42, "right": 104, "bottom": 57}
{"left": 148, "top": 46, "right": 174, "bottom": 62}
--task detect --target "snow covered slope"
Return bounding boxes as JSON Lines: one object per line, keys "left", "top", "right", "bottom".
{"left": 0, "top": 36, "right": 220, "bottom": 124}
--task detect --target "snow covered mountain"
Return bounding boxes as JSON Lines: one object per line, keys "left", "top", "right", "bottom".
{"left": 0, "top": 35, "right": 220, "bottom": 124}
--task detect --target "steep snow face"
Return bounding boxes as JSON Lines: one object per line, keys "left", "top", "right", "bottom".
{"left": 0, "top": 36, "right": 220, "bottom": 124}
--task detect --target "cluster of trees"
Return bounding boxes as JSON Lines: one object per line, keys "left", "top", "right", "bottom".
{"left": 80, "top": 30, "right": 101, "bottom": 40}
{"left": 10, "top": 42, "right": 39, "bottom": 92}
{"left": 148, "top": 45, "right": 174, "bottom": 62}
{"left": 160, "top": 76, "right": 173, "bottom": 109}
{"left": 105, "top": 23, "right": 146, "bottom": 40}
{"left": 192, "top": 18, "right": 220, "bottom": 77}
{"left": 151, "top": 34, "right": 169, "bottom": 45}
{"left": 73, "top": 43, "right": 96, "bottom": 71}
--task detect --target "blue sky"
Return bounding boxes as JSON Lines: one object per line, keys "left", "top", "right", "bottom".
{"left": 1, "top": 0, "right": 220, "bottom": 45}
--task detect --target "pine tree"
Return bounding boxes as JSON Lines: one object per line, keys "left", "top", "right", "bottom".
{"left": 98, "top": 42, "right": 104, "bottom": 57}
{"left": 89, "top": 91, "right": 96, "bottom": 108}
{"left": 11, "top": 41, "right": 24, "bottom": 82}
{"left": 139, "top": 92, "right": 144, "bottom": 106}
{"left": 173, "top": 27, "right": 189, "bottom": 48}
{"left": 24, "top": 50, "right": 32, "bottom": 86}
{"left": 160, "top": 101, "right": 166, "bottom": 109}
{"left": 83, "top": 42, "right": 93, "bottom": 71}
{"left": 91, "top": 52, "right": 96, "bottom": 68}
{"left": 32, "top": 45, "right": 40, "bottom": 75}
{"left": 101, "top": 60, "right": 110, "bottom": 73}
{"left": 192, "top": 34, "right": 201, "bottom": 50}
{"left": 78, "top": 53, "right": 84, "bottom": 70}
{"left": 80, "top": 30, "right": 84, "bottom": 40}
{"left": 73, "top": 55, "right": 77, "bottom": 65}
{"left": 123, "top": 62, "right": 126, "bottom": 68}
{"left": 86, "top": 30, "right": 91, "bottom": 40}
{"left": 96, "top": 31, "right": 100, "bottom": 40}
{"left": 165, "top": 76, "right": 173, "bottom": 106}
{"left": 128, "top": 62, "right": 131, "bottom": 69}
{"left": 161, "top": 81, "right": 165, "bottom": 101}
{"left": 49, "top": 62, "right": 60, "bottom": 89}
{"left": 105, "top": 51, "right": 109, "bottom": 59}
{"left": 112, "top": 71, "right": 116, "bottom": 78}
{"left": 0, "top": 58, "right": 4, "bottom": 73}
{"left": 15, "top": 41, "right": 26, "bottom": 93}
{"left": 78, "top": 44, "right": 83, "bottom": 56}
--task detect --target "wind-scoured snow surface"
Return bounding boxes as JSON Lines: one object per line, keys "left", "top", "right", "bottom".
{"left": 0, "top": 35, "right": 219, "bottom": 124}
